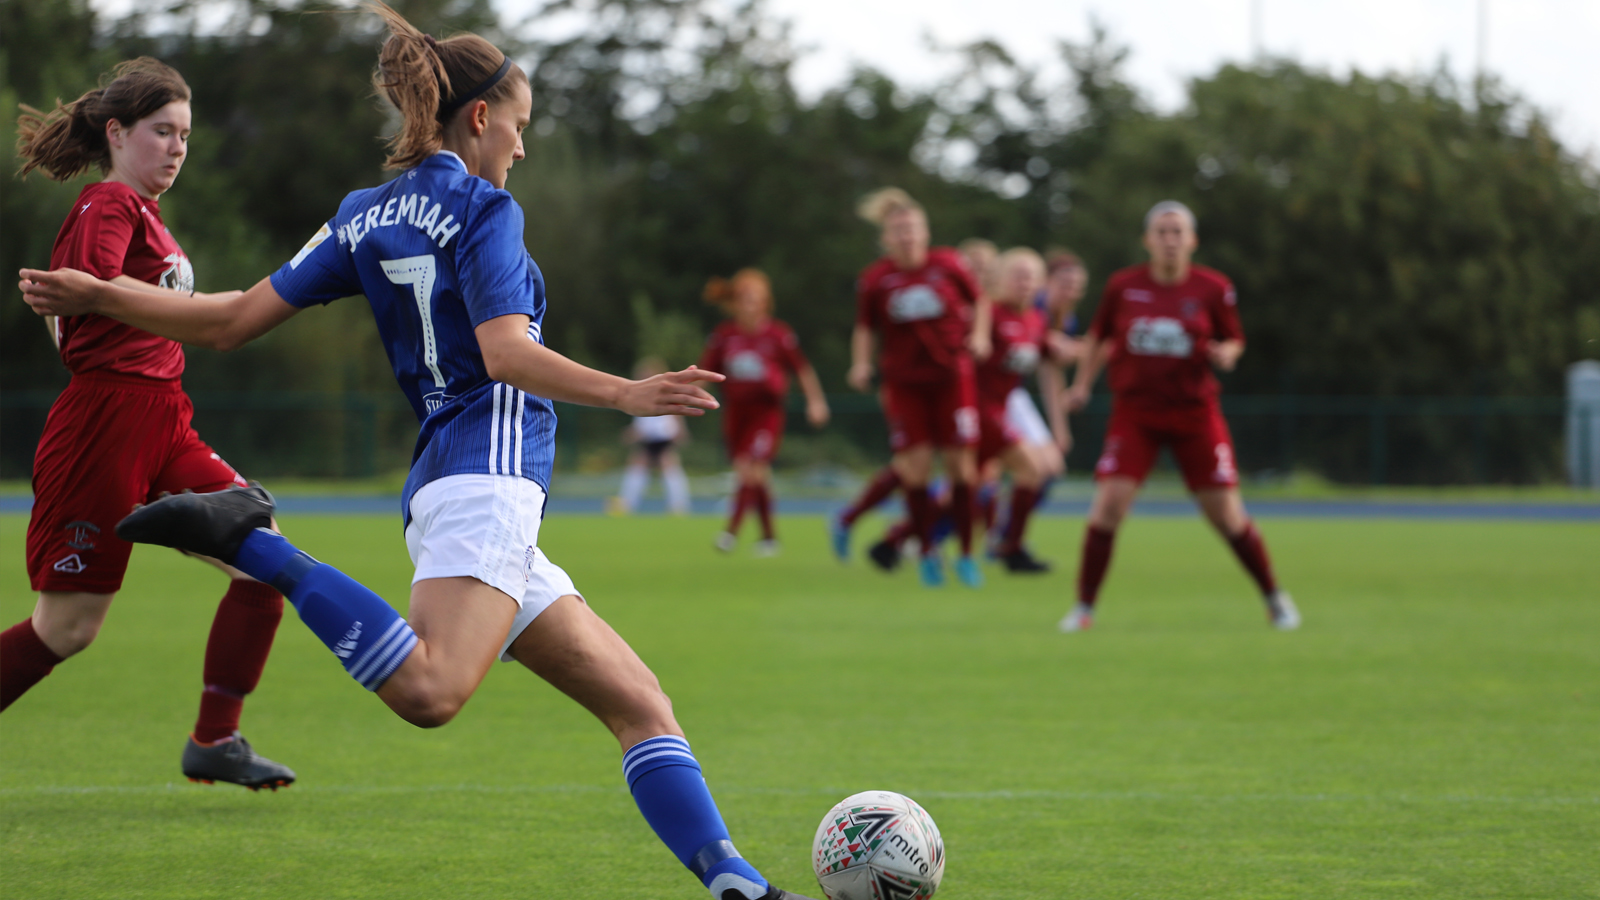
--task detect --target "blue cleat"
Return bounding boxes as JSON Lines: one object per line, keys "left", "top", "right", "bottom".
{"left": 954, "top": 555, "right": 984, "bottom": 588}
{"left": 918, "top": 554, "right": 945, "bottom": 587}
{"left": 829, "top": 515, "right": 851, "bottom": 562}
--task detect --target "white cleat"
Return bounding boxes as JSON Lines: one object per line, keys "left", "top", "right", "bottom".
{"left": 1058, "top": 602, "right": 1094, "bottom": 633}
{"left": 1266, "top": 590, "right": 1301, "bottom": 630}
{"left": 714, "top": 531, "right": 737, "bottom": 554}
{"left": 752, "top": 539, "right": 780, "bottom": 558}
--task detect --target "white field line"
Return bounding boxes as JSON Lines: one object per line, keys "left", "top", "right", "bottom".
{"left": 0, "top": 783, "right": 1594, "bottom": 806}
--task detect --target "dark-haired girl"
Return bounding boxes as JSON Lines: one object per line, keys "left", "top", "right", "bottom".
{"left": 22, "top": 5, "right": 817, "bottom": 897}
{"left": 4, "top": 58, "right": 294, "bottom": 789}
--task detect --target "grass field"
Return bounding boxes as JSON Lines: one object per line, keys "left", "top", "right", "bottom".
{"left": 2, "top": 511, "right": 1596, "bottom": 899}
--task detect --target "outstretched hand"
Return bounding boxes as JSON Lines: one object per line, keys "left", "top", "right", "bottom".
{"left": 1206, "top": 339, "right": 1243, "bottom": 372}
{"left": 617, "top": 365, "right": 724, "bottom": 417}
{"left": 19, "top": 268, "right": 103, "bottom": 317}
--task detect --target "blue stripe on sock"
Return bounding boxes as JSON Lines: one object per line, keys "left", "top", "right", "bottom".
{"left": 623, "top": 735, "right": 769, "bottom": 896}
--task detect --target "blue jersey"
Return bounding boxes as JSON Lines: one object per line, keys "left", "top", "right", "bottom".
{"left": 1032, "top": 290, "right": 1079, "bottom": 336}
{"left": 271, "top": 152, "right": 556, "bottom": 523}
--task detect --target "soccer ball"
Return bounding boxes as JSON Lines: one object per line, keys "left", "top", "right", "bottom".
{"left": 811, "top": 790, "right": 944, "bottom": 900}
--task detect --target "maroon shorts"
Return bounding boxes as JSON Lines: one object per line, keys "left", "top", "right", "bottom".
{"left": 26, "top": 372, "right": 248, "bottom": 594}
{"left": 1093, "top": 401, "right": 1239, "bottom": 492}
{"left": 883, "top": 373, "right": 979, "bottom": 452}
{"left": 976, "top": 402, "right": 1019, "bottom": 465}
{"left": 723, "top": 401, "right": 785, "bottom": 463}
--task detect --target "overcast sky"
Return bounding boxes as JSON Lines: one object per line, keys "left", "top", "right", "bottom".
{"left": 505, "top": 0, "right": 1600, "bottom": 158}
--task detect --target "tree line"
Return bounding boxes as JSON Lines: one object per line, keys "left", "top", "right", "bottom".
{"left": 3, "top": 0, "right": 1598, "bottom": 480}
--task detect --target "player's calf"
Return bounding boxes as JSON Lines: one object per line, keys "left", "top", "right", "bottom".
{"left": 118, "top": 489, "right": 419, "bottom": 694}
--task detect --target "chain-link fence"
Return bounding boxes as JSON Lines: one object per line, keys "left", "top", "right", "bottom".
{"left": 0, "top": 389, "right": 1581, "bottom": 486}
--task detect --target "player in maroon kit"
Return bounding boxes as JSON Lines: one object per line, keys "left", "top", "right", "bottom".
{"left": 866, "top": 247, "right": 1058, "bottom": 574}
{"left": 3, "top": 59, "right": 295, "bottom": 787}
{"left": 699, "top": 269, "right": 830, "bottom": 555}
{"left": 846, "top": 188, "right": 988, "bottom": 588}
{"left": 976, "top": 248, "right": 1058, "bottom": 573}
{"left": 1060, "top": 201, "right": 1299, "bottom": 631}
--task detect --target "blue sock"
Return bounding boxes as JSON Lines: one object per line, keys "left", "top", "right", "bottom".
{"left": 623, "top": 736, "right": 770, "bottom": 900}
{"left": 234, "top": 529, "right": 416, "bottom": 692}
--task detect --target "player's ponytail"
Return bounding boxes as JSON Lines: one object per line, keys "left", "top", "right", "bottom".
{"left": 365, "top": 0, "right": 526, "bottom": 170}
{"left": 15, "top": 58, "right": 190, "bottom": 181}
{"left": 703, "top": 268, "right": 773, "bottom": 315}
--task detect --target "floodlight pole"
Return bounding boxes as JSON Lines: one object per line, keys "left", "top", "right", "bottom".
{"left": 1476, "top": 0, "right": 1488, "bottom": 80}
{"left": 1251, "top": 0, "right": 1264, "bottom": 64}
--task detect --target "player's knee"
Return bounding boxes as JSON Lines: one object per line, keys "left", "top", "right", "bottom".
{"left": 386, "top": 681, "right": 469, "bottom": 729}
{"left": 37, "top": 616, "right": 102, "bottom": 658}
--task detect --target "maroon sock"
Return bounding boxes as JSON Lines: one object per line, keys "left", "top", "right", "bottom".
{"left": 840, "top": 467, "right": 901, "bottom": 527}
{"left": 950, "top": 483, "right": 975, "bottom": 557}
{"left": 1000, "top": 485, "right": 1042, "bottom": 556}
{"left": 883, "top": 519, "right": 915, "bottom": 549}
{"left": 1077, "top": 526, "right": 1117, "bottom": 607}
{"left": 1226, "top": 522, "right": 1279, "bottom": 596}
{"left": 726, "top": 485, "right": 752, "bottom": 536}
{"left": 1, "top": 618, "right": 66, "bottom": 712}
{"left": 904, "top": 485, "right": 935, "bottom": 557}
{"left": 755, "top": 484, "right": 775, "bottom": 541}
{"left": 193, "top": 581, "right": 284, "bottom": 744}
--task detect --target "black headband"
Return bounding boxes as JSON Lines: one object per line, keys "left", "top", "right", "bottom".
{"left": 437, "top": 55, "right": 513, "bottom": 121}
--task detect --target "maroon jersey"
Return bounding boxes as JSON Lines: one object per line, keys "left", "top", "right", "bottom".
{"left": 856, "top": 247, "right": 980, "bottom": 385}
{"left": 977, "top": 304, "right": 1047, "bottom": 411}
{"left": 1088, "top": 263, "right": 1243, "bottom": 409}
{"left": 49, "top": 181, "right": 192, "bottom": 379}
{"left": 698, "top": 319, "right": 809, "bottom": 406}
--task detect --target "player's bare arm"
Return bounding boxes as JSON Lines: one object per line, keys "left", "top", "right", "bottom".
{"left": 1038, "top": 360, "right": 1072, "bottom": 453}
{"left": 474, "top": 313, "right": 722, "bottom": 417}
{"left": 1207, "top": 338, "right": 1244, "bottom": 371}
{"left": 20, "top": 268, "right": 299, "bottom": 352}
{"left": 969, "top": 295, "right": 993, "bottom": 361}
{"left": 793, "top": 363, "right": 830, "bottom": 427}
{"left": 847, "top": 323, "right": 876, "bottom": 391}
{"left": 1066, "top": 334, "right": 1109, "bottom": 411}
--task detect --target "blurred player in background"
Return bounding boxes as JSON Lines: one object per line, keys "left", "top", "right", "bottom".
{"left": 1035, "top": 250, "right": 1089, "bottom": 455}
{"left": 1059, "top": 201, "right": 1299, "bottom": 632}
{"left": 831, "top": 237, "right": 996, "bottom": 563}
{"left": 980, "top": 250, "right": 1086, "bottom": 552}
{"left": 699, "top": 269, "right": 829, "bottom": 556}
{"left": 845, "top": 188, "right": 988, "bottom": 588}
{"left": 957, "top": 237, "right": 999, "bottom": 294}
{"left": 869, "top": 248, "right": 1061, "bottom": 574}
{"left": 975, "top": 248, "right": 1059, "bottom": 573}
{"left": 21, "top": 5, "right": 820, "bottom": 897}
{"left": 3, "top": 58, "right": 293, "bottom": 790}
{"left": 612, "top": 357, "right": 692, "bottom": 517}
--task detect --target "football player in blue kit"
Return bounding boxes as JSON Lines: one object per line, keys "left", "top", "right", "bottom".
{"left": 19, "top": 4, "right": 819, "bottom": 898}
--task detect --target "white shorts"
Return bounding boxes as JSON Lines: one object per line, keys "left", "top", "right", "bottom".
{"left": 1005, "top": 387, "right": 1053, "bottom": 446}
{"left": 405, "top": 474, "right": 582, "bottom": 663}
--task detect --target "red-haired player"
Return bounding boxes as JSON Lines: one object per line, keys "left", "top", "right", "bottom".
{"left": 845, "top": 188, "right": 988, "bottom": 588}
{"left": 1060, "top": 201, "right": 1299, "bottom": 632}
{"left": 700, "top": 269, "right": 829, "bottom": 555}
{"left": 4, "top": 58, "right": 293, "bottom": 787}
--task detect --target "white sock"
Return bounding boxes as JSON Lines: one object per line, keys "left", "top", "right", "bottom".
{"left": 620, "top": 465, "right": 650, "bottom": 511}
{"left": 664, "top": 466, "right": 691, "bottom": 514}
